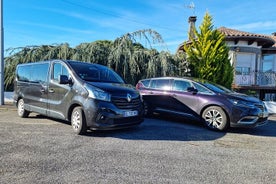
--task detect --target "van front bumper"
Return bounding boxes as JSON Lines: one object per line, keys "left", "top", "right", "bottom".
{"left": 83, "top": 99, "right": 144, "bottom": 131}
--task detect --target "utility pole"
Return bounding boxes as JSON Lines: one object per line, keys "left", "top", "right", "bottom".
{"left": 0, "top": 0, "right": 3, "bottom": 105}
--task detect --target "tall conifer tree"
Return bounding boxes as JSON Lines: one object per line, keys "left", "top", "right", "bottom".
{"left": 184, "top": 12, "right": 234, "bottom": 88}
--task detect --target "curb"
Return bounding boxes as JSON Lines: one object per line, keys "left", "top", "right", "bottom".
{"left": 0, "top": 103, "right": 16, "bottom": 111}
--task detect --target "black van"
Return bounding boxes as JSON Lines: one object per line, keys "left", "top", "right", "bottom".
{"left": 14, "top": 60, "right": 144, "bottom": 134}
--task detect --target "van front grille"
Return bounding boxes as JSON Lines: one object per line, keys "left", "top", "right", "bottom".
{"left": 111, "top": 97, "right": 142, "bottom": 110}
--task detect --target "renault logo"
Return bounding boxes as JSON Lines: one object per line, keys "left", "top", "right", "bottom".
{"left": 126, "top": 94, "right": 132, "bottom": 102}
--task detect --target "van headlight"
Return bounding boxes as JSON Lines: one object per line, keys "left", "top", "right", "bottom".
{"left": 86, "top": 86, "right": 111, "bottom": 102}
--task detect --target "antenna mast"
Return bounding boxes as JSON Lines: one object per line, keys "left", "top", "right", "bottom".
{"left": 186, "top": 2, "right": 195, "bottom": 15}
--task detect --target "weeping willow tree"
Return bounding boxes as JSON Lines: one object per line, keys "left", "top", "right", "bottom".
{"left": 107, "top": 29, "right": 173, "bottom": 84}
{"left": 184, "top": 12, "right": 234, "bottom": 88}
{"left": 4, "top": 29, "right": 186, "bottom": 90}
{"left": 72, "top": 40, "right": 113, "bottom": 65}
{"left": 4, "top": 43, "right": 75, "bottom": 90}
{"left": 174, "top": 52, "right": 190, "bottom": 77}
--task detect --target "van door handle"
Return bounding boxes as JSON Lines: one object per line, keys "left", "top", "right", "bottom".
{"left": 48, "top": 89, "right": 55, "bottom": 93}
{"left": 172, "top": 94, "right": 177, "bottom": 98}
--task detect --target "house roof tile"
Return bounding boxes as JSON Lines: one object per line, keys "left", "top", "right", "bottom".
{"left": 218, "top": 27, "right": 276, "bottom": 47}
{"left": 218, "top": 27, "right": 267, "bottom": 38}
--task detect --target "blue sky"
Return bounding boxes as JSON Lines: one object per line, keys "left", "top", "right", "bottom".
{"left": 4, "top": 0, "right": 276, "bottom": 55}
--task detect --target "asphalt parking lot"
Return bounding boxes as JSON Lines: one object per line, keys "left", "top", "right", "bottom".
{"left": 0, "top": 105, "right": 276, "bottom": 184}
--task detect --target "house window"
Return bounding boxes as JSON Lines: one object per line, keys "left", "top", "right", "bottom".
{"left": 235, "top": 67, "right": 250, "bottom": 75}
{"left": 262, "top": 55, "right": 274, "bottom": 72}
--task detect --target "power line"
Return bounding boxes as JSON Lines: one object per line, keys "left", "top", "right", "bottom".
{"left": 60, "top": 0, "right": 187, "bottom": 33}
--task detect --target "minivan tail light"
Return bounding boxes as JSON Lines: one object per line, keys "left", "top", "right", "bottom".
{"left": 136, "top": 82, "right": 143, "bottom": 90}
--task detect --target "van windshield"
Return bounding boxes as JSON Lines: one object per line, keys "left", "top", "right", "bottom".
{"left": 69, "top": 62, "right": 125, "bottom": 83}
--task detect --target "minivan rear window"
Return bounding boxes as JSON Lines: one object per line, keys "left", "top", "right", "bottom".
{"left": 141, "top": 79, "right": 150, "bottom": 87}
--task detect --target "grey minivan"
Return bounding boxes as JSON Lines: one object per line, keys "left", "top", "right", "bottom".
{"left": 14, "top": 60, "right": 144, "bottom": 134}
{"left": 136, "top": 77, "right": 268, "bottom": 131}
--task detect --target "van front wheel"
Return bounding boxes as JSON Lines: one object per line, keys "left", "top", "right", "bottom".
{"left": 71, "top": 107, "right": 87, "bottom": 135}
{"left": 17, "top": 99, "right": 30, "bottom": 118}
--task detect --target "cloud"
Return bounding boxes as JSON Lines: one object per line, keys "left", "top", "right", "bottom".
{"left": 233, "top": 21, "right": 276, "bottom": 32}
{"left": 15, "top": 21, "right": 95, "bottom": 35}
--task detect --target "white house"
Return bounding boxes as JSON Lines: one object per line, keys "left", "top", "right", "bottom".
{"left": 178, "top": 16, "right": 276, "bottom": 101}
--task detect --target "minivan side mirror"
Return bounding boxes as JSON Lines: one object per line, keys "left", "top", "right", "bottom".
{"left": 187, "top": 87, "right": 198, "bottom": 94}
{"left": 59, "top": 75, "right": 71, "bottom": 84}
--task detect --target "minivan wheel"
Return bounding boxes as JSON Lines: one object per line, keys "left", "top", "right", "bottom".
{"left": 17, "top": 99, "right": 30, "bottom": 118}
{"left": 202, "top": 106, "right": 229, "bottom": 131}
{"left": 71, "top": 107, "right": 87, "bottom": 135}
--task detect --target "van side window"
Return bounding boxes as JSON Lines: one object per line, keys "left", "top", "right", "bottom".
{"left": 173, "top": 80, "right": 192, "bottom": 91}
{"left": 17, "top": 63, "right": 49, "bottom": 83}
{"left": 53, "top": 63, "right": 69, "bottom": 81}
{"left": 31, "top": 63, "right": 49, "bottom": 83}
{"left": 17, "top": 65, "right": 31, "bottom": 82}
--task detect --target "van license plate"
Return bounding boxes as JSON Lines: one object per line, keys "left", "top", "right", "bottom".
{"left": 123, "top": 110, "right": 138, "bottom": 117}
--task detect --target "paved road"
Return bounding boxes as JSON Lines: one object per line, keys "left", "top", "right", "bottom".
{"left": 0, "top": 105, "right": 276, "bottom": 184}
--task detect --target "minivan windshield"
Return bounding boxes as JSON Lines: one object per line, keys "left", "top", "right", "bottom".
{"left": 202, "top": 82, "right": 233, "bottom": 94}
{"left": 69, "top": 61, "right": 124, "bottom": 83}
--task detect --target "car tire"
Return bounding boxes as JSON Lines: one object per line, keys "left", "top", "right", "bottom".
{"left": 17, "top": 98, "right": 30, "bottom": 118}
{"left": 71, "top": 107, "right": 87, "bottom": 135}
{"left": 143, "top": 101, "right": 153, "bottom": 117}
{"left": 202, "top": 106, "right": 229, "bottom": 131}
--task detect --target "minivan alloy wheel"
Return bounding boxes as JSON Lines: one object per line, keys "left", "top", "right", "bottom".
{"left": 202, "top": 106, "right": 228, "bottom": 131}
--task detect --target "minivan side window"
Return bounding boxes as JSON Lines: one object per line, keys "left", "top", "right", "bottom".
{"left": 193, "top": 82, "right": 213, "bottom": 94}
{"left": 53, "top": 63, "right": 69, "bottom": 81}
{"left": 150, "top": 79, "right": 171, "bottom": 90}
{"left": 173, "top": 80, "right": 192, "bottom": 91}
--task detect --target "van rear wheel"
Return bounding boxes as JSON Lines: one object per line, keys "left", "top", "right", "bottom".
{"left": 143, "top": 101, "right": 153, "bottom": 117}
{"left": 71, "top": 107, "right": 87, "bottom": 135}
{"left": 17, "top": 99, "right": 30, "bottom": 118}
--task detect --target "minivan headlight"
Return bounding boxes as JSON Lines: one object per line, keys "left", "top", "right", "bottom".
{"left": 87, "top": 86, "right": 111, "bottom": 102}
{"left": 228, "top": 99, "right": 254, "bottom": 108}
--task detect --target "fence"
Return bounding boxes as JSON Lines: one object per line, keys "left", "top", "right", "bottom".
{"left": 235, "top": 72, "right": 276, "bottom": 86}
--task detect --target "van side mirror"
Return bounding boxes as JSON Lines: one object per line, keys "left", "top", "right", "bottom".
{"left": 59, "top": 75, "right": 70, "bottom": 84}
{"left": 187, "top": 87, "right": 198, "bottom": 94}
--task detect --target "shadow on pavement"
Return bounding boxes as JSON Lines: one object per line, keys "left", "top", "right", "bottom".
{"left": 88, "top": 114, "right": 276, "bottom": 140}
{"left": 228, "top": 118, "right": 276, "bottom": 137}
{"left": 87, "top": 115, "right": 226, "bottom": 141}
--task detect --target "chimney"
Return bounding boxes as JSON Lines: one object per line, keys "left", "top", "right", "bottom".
{"left": 188, "top": 16, "right": 197, "bottom": 40}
